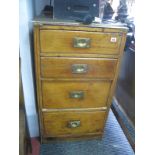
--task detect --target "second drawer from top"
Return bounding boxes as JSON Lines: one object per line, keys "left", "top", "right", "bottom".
{"left": 41, "top": 57, "right": 117, "bottom": 79}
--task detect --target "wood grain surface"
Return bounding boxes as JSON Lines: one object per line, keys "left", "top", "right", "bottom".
{"left": 33, "top": 22, "right": 127, "bottom": 141}
{"left": 42, "top": 80, "right": 111, "bottom": 109}
{"left": 43, "top": 111, "right": 106, "bottom": 137}
{"left": 40, "top": 30, "right": 122, "bottom": 54}
{"left": 41, "top": 57, "right": 117, "bottom": 79}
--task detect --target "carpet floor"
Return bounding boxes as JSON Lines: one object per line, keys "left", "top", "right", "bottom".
{"left": 40, "top": 110, "right": 134, "bottom": 155}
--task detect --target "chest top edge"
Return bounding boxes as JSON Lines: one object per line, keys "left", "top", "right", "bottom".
{"left": 33, "top": 18, "right": 128, "bottom": 33}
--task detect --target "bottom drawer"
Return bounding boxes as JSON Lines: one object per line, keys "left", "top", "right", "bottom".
{"left": 43, "top": 111, "right": 106, "bottom": 137}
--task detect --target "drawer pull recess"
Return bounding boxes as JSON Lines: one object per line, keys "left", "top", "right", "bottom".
{"left": 73, "top": 37, "right": 91, "bottom": 48}
{"left": 68, "top": 120, "right": 81, "bottom": 128}
{"left": 72, "top": 64, "right": 88, "bottom": 74}
{"left": 69, "top": 91, "right": 84, "bottom": 99}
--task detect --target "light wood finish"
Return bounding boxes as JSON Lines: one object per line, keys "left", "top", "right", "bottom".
{"left": 42, "top": 107, "right": 107, "bottom": 112}
{"left": 42, "top": 80, "right": 111, "bottom": 109}
{"left": 38, "top": 24, "right": 128, "bottom": 33}
{"left": 101, "top": 33, "right": 127, "bottom": 128}
{"left": 40, "top": 30, "right": 122, "bottom": 54}
{"left": 40, "top": 53, "right": 120, "bottom": 58}
{"left": 43, "top": 111, "right": 106, "bottom": 137}
{"left": 40, "top": 25, "right": 104, "bottom": 32}
{"left": 33, "top": 21, "right": 127, "bottom": 142}
{"left": 41, "top": 57, "right": 117, "bottom": 79}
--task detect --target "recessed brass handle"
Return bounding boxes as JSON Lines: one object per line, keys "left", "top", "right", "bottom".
{"left": 73, "top": 37, "right": 91, "bottom": 48}
{"left": 69, "top": 91, "right": 84, "bottom": 99}
{"left": 72, "top": 64, "right": 88, "bottom": 74}
{"left": 68, "top": 120, "right": 81, "bottom": 128}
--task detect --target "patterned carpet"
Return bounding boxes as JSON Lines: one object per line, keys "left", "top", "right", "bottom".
{"left": 40, "top": 110, "right": 134, "bottom": 155}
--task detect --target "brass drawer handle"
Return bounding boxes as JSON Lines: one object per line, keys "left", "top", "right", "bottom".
{"left": 72, "top": 64, "right": 88, "bottom": 74}
{"left": 68, "top": 120, "right": 81, "bottom": 128}
{"left": 69, "top": 91, "right": 84, "bottom": 99}
{"left": 73, "top": 37, "right": 91, "bottom": 48}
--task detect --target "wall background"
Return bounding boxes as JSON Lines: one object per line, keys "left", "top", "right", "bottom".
{"left": 19, "top": 0, "right": 50, "bottom": 137}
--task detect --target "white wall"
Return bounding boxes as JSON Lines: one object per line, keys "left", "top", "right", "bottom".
{"left": 19, "top": 0, "right": 49, "bottom": 137}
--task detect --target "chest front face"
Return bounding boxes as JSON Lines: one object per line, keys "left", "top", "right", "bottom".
{"left": 33, "top": 23, "right": 127, "bottom": 142}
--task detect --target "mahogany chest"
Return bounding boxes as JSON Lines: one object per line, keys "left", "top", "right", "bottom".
{"left": 33, "top": 18, "right": 127, "bottom": 142}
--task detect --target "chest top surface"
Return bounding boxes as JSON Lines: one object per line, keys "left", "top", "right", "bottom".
{"left": 33, "top": 16, "right": 128, "bottom": 32}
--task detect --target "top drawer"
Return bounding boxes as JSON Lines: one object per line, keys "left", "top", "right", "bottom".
{"left": 40, "top": 30, "right": 122, "bottom": 55}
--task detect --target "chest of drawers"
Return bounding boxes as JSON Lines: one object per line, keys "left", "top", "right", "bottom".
{"left": 33, "top": 19, "right": 127, "bottom": 142}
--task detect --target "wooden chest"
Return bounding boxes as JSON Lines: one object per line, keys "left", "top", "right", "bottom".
{"left": 33, "top": 19, "right": 127, "bottom": 142}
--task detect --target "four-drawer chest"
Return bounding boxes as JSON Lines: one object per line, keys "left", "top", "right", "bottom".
{"left": 33, "top": 18, "right": 128, "bottom": 142}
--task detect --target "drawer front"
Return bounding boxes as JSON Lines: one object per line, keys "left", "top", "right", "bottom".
{"left": 42, "top": 80, "right": 111, "bottom": 109}
{"left": 43, "top": 111, "right": 106, "bottom": 137}
{"left": 40, "top": 30, "right": 122, "bottom": 54}
{"left": 41, "top": 57, "right": 117, "bottom": 79}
